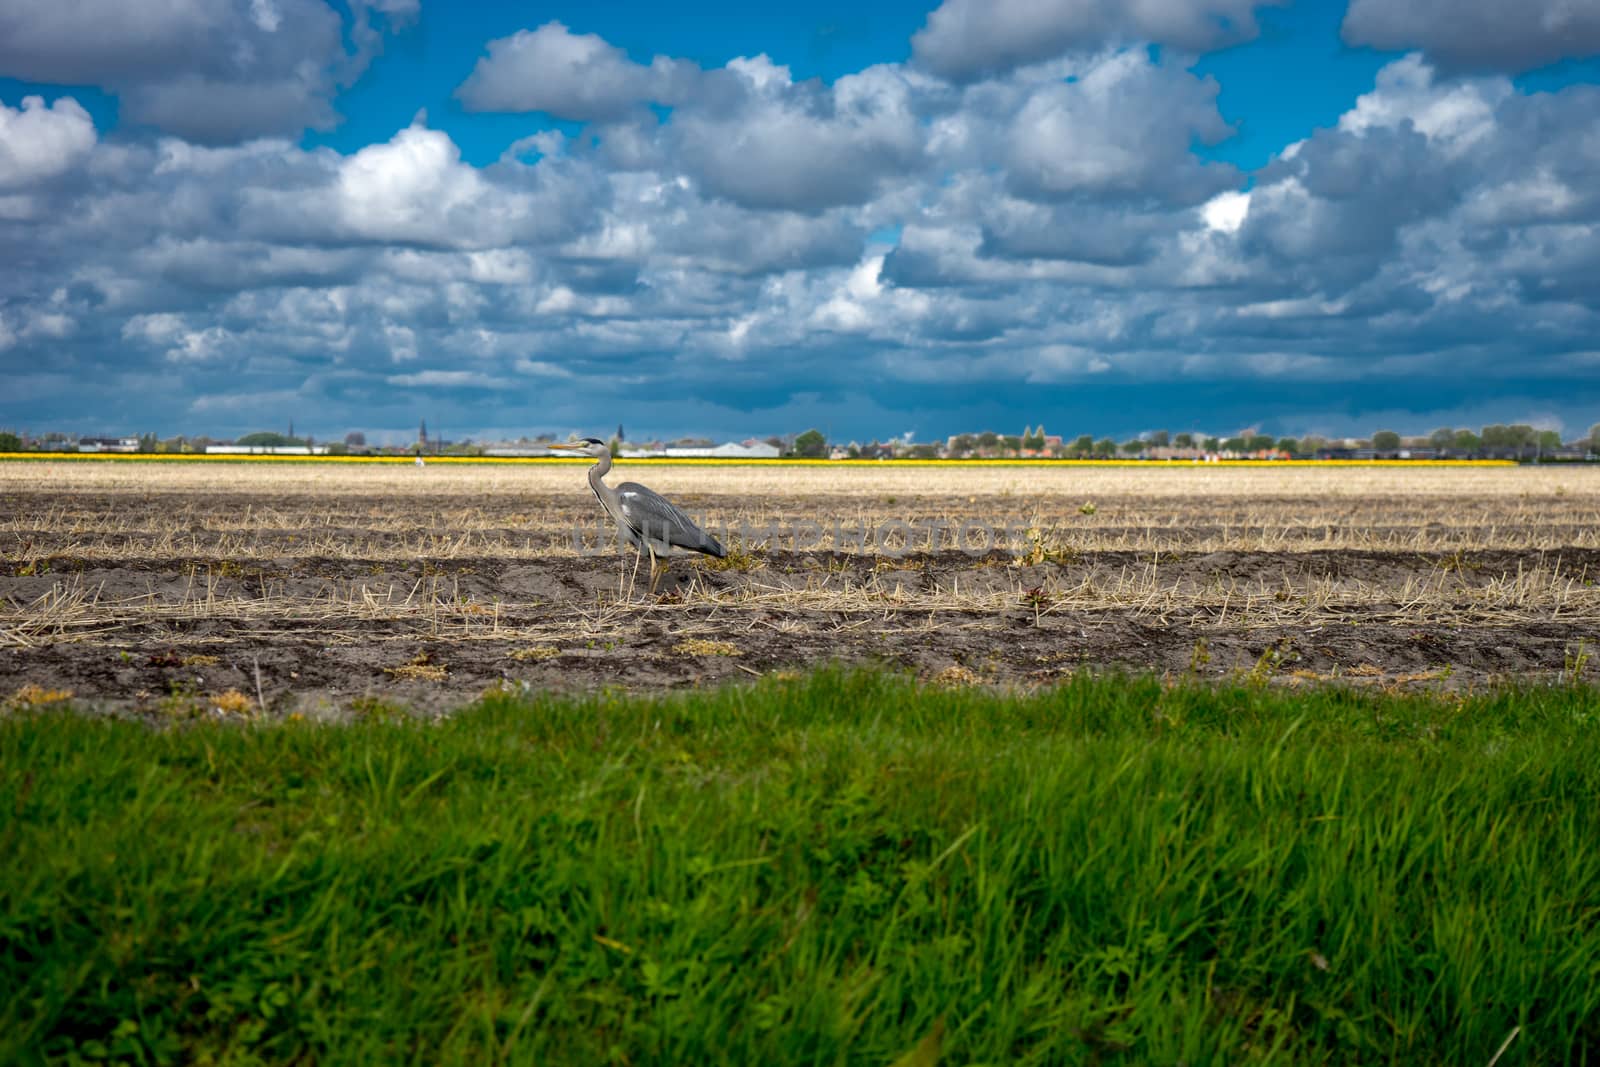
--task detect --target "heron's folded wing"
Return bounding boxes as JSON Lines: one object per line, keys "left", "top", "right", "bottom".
{"left": 616, "top": 482, "right": 724, "bottom": 556}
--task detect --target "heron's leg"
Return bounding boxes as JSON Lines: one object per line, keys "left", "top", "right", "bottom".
{"left": 647, "top": 544, "right": 661, "bottom": 594}
{"left": 627, "top": 543, "right": 643, "bottom": 596}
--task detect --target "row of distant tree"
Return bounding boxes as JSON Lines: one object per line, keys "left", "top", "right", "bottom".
{"left": 792, "top": 423, "right": 1600, "bottom": 460}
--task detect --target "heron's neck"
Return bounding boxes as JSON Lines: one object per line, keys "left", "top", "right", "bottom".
{"left": 588, "top": 453, "right": 621, "bottom": 511}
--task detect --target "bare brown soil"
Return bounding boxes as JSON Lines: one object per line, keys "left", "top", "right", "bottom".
{"left": 4, "top": 463, "right": 1599, "bottom": 715}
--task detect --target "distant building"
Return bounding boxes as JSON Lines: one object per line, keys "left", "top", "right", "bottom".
{"left": 619, "top": 439, "right": 780, "bottom": 459}
{"left": 712, "top": 440, "right": 780, "bottom": 458}
{"left": 620, "top": 443, "right": 666, "bottom": 458}
{"left": 483, "top": 444, "right": 558, "bottom": 457}
{"left": 78, "top": 437, "right": 139, "bottom": 453}
{"left": 205, "top": 445, "right": 330, "bottom": 455}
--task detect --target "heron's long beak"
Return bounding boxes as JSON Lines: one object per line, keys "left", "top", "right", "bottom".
{"left": 547, "top": 442, "right": 583, "bottom": 451}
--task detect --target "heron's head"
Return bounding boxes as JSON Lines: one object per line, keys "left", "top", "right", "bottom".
{"left": 548, "top": 437, "right": 610, "bottom": 458}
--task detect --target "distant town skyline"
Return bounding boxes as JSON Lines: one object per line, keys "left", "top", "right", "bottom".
{"left": 3, "top": 1, "right": 1600, "bottom": 440}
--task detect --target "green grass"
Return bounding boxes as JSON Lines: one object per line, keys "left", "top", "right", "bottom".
{"left": 4, "top": 670, "right": 1599, "bottom": 1065}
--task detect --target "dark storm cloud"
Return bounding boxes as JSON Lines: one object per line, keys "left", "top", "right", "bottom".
{"left": 1236, "top": 122, "right": 1465, "bottom": 291}
{"left": 911, "top": 0, "right": 1286, "bottom": 82}
{"left": 0, "top": 0, "right": 415, "bottom": 143}
{"left": 978, "top": 201, "right": 1165, "bottom": 267}
{"left": 1343, "top": 0, "right": 1600, "bottom": 75}
{"left": 647, "top": 198, "right": 864, "bottom": 276}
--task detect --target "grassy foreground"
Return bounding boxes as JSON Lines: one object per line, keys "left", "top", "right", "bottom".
{"left": 4, "top": 672, "right": 1598, "bottom": 1065}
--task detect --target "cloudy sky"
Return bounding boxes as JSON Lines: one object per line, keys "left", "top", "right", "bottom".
{"left": 2, "top": 0, "right": 1599, "bottom": 444}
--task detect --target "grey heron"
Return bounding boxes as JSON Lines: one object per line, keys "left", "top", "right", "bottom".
{"left": 548, "top": 438, "right": 725, "bottom": 592}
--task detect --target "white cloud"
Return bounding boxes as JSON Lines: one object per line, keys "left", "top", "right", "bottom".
{"left": 250, "top": 0, "right": 283, "bottom": 34}
{"left": 997, "top": 50, "right": 1234, "bottom": 203}
{"left": 669, "top": 58, "right": 926, "bottom": 212}
{"left": 513, "top": 358, "right": 573, "bottom": 378}
{"left": 1461, "top": 171, "right": 1580, "bottom": 227}
{"left": 337, "top": 123, "right": 488, "bottom": 241}
{"left": 305, "top": 120, "right": 601, "bottom": 249}
{"left": 811, "top": 253, "right": 889, "bottom": 332}
{"left": 725, "top": 54, "right": 790, "bottom": 92}
{"left": 388, "top": 369, "right": 513, "bottom": 388}
{"left": 1201, "top": 190, "right": 1250, "bottom": 233}
{"left": 383, "top": 323, "right": 417, "bottom": 362}
{"left": 1235, "top": 298, "right": 1348, "bottom": 319}
{"left": 0, "top": 95, "right": 96, "bottom": 189}
{"left": 23, "top": 311, "right": 75, "bottom": 339}
{"left": 122, "top": 312, "right": 240, "bottom": 362}
{"left": 1339, "top": 55, "right": 1508, "bottom": 150}
{"left": 122, "top": 313, "right": 187, "bottom": 345}
{"left": 163, "top": 325, "right": 232, "bottom": 362}
{"left": 466, "top": 249, "right": 536, "bottom": 285}
{"left": 457, "top": 21, "right": 697, "bottom": 120}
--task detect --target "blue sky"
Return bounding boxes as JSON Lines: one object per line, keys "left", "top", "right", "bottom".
{"left": 2, "top": 0, "right": 1599, "bottom": 445}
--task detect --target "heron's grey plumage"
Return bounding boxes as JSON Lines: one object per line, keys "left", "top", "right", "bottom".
{"left": 615, "top": 482, "right": 726, "bottom": 557}
{"left": 551, "top": 439, "right": 725, "bottom": 582}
